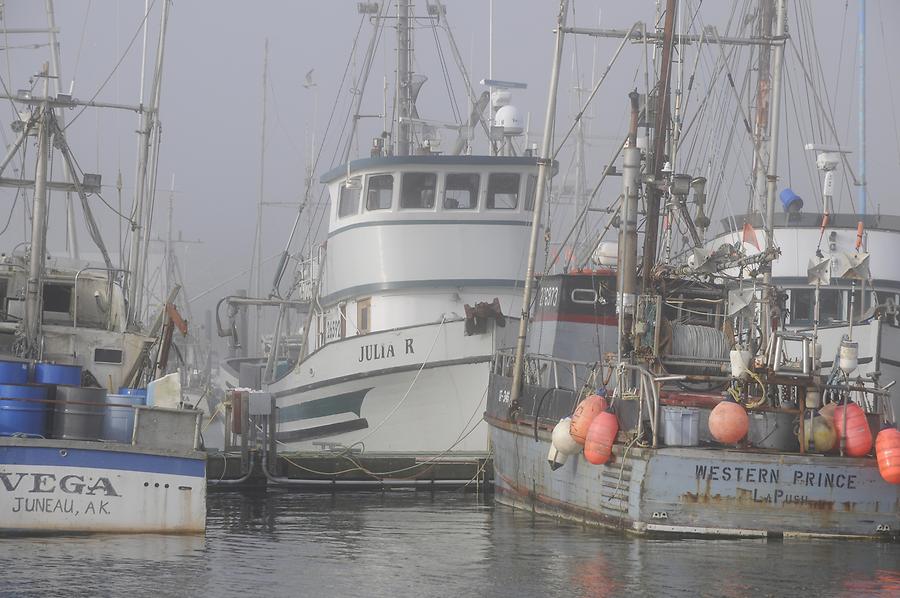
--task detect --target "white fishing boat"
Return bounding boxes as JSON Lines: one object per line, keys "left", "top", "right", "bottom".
{"left": 0, "top": 1, "right": 206, "bottom": 533}
{"left": 218, "top": 2, "right": 548, "bottom": 461}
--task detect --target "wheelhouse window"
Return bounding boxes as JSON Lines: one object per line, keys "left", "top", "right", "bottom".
{"left": 486, "top": 173, "right": 520, "bottom": 209}
{"left": 338, "top": 179, "right": 361, "bottom": 217}
{"left": 400, "top": 172, "right": 437, "bottom": 209}
{"left": 525, "top": 174, "right": 537, "bottom": 211}
{"left": 43, "top": 283, "right": 73, "bottom": 313}
{"left": 94, "top": 348, "right": 123, "bottom": 364}
{"left": 790, "top": 288, "right": 843, "bottom": 325}
{"left": 366, "top": 174, "right": 394, "bottom": 211}
{"left": 850, "top": 289, "right": 872, "bottom": 321}
{"left": 0, "top": 277, "right": 7, "bottom": 319}
{"left": 357, "top": 298, "right": 371, "bottom": 335}
{"left": 443, "top": 173, "right": 479, "bottom": 209}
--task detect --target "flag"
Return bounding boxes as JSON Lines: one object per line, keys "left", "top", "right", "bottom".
{"left": 742, "top": 221, "right": 761, "bottom": 250}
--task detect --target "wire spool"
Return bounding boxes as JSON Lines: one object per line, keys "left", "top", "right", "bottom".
{"left": 661, "top": 323, "right": 729, "bottom": 375}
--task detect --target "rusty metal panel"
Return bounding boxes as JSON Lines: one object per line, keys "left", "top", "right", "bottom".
{"left": 489, "top": 419, "right": 900, "bottom": 539}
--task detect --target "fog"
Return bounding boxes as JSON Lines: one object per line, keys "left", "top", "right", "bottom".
{"left": 2, "top": 1, "right": 898, "bottom": 343}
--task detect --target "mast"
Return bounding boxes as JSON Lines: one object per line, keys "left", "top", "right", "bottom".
{"left": 858, "top": 0, "right": 866, "bottom": 220}
{"left": 24, "top": 64, "right": 51, "bottom": 356}
{"left": 165, "top": 174, "right": 175, "bottom": 296}
{"left": 251, "top": 39, "right": 269, "bottom": 354}
{"left": 44, "top": 0, "right": 79, "bottom": 260}
{"left": 397, "top": 1, "right": 413, "bottom": 156}
{"left": 126, "top": 0, "right": 153, "bottom": 325}
{"left": 640, "top": 0, "right": 677, "bottom": 291}
{"left": 509, "top": 0, "right": 569, "bottom": 408}
{"left": 135, "top": 0, "right": 171, "bottom": 323}
{"left": 752, "top": 0, "right": 775, "bottom": 211}
{"left": 761, "top": 0, "right": 786, "bottom": 349}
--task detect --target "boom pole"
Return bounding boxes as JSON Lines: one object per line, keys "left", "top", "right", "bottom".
{"left": 509, "top": 0, "right": 569, "bottom": 410}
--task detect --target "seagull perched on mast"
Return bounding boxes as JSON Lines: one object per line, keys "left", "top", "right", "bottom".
{"left": 303, "top": 69, "right": 316, "bottom": 89}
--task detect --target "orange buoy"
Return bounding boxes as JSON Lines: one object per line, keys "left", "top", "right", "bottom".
{"left": 708, "top": 397, "right": 749, "bottom": 444}
{"left": 875, "top": 427, "right": 900, "bottom": 484}
{"left": 570, "top": 394, "right": 608, "bottom": 445}
{"left": 833, "top": 403, "right": 873, "bottom": 457}
{"left": 584, "top": 409, "right": 618, "bottom": 465}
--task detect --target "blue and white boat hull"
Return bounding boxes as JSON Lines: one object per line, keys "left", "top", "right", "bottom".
{"left": 0, "top": 439, "right": 206, "bottom": 533}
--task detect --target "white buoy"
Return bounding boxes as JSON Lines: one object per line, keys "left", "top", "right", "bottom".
{"left": 547, "top": 417, "right": 580, "bottom": 470}
{"left": 592, "top": 242, "right": 618, "bottom": 267}
{"left": 839, "top": 340, "right": 858, "bottom": 375}
{"left": 729, "top": 349, "right": 752, "bottom": 380}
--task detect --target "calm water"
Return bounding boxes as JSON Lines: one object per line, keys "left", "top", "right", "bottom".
{"left": 2, "top": 490, "right": 898, "bottom": 597}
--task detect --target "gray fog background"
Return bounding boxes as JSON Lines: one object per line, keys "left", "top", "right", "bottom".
{"left": 1, "top": 1, "right": 898, "bottom": 340}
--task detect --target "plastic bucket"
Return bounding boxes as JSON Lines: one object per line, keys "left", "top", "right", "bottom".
{"left": 662, "top": 406, "right": 700, "bottom": 446}
{"left": 0, "top": 360, "right": 29, "bottom": 385}
{"left": 52, "top": 386, "right": 107, "bottom": 441}
{"left": 117, "top": 387, "right": 148, "bottom": 400}
{"left": 34, "top": 363, "right": 82, "bottom": 386}
{"left": 0, "top": 384, "right": 49, "bottom": 437}
{"left": 101, "top": 393, "right": 146, "bottom": 443}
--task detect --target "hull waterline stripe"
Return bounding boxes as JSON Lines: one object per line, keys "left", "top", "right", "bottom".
{"left": 0, "top": 445, "right": 205, "bottom": 477}
{"left": 276, "top": 418, "right": 370, "bottom": 443}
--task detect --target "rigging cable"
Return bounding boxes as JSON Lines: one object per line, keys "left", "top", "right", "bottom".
{"left": 65, "top": 0, "right": 158, "bottom": 130}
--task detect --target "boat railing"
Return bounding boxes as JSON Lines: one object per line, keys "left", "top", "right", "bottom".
{"left": 289, "top": 245, "right": 325, "bottom": 303}
{"left": 617, "top": 363, "right": 686, "bottom": 448}
{"left": 492, "top": 348, "right": 595, "bottom": 394}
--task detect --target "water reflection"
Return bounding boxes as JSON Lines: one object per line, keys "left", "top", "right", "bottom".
{"left": 3, "top": 492, "right": 897, "bottom": 597}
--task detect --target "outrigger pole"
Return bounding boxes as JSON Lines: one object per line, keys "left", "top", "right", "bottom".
{"left": 509, "top": 0, "right": 569, "bottom": 410}
{"left": 640, "top": 0, "right": 677, "bottom": 293}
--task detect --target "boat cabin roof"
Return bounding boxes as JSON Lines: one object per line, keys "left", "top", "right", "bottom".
{"left": 320, "top": 155, "right": 552, "bottom": 184}
{"left": 720, "top": 212, "right": 900, "bottom": 234}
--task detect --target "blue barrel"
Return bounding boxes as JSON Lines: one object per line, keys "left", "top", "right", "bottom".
{"left": 101, "top": 393, "right": 146, "bottom": 443}
{"left": 34, "top": 363, "right": 82, "bottom": 386}
{"left": 117, "top": 387, "right": 148, "bottom": 399}
{"left": 0, "top": 384, "right": 49, "bottom": 437}
{"left": 0, "top": 360, "right": 29, "bottom": 385}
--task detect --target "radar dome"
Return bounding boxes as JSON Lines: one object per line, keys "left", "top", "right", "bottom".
{"left": 494, "top": 105, "right": 524, "bottom": 136}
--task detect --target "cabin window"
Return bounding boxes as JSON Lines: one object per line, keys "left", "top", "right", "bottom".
{"left": 0, "top": 277, "right": 7, "bottom": 318}
{"left": 443, "top": 173, "right": 479, "bottom": 209}
{"left": 357, "top": 298, "right": 371, "bottom": 335}
{"left": 338, "top": 179, "right": 361, "bottom": 217}
{"left": 525, "top": 174, "right": 537, "bottom": 211}
{"left": 486, "top": 173, "right": 520, "bottom": 209}
{"left": 316, "top": 312, "right": 326, "bottom": 349}
{"left": 571, "top": 288, "right": 599, "bottom": 305}
{"left": 366, "top": 174, "right": 394, "bottom": 210}
{"left": 400, "top": 173, "right": 437, "bottom": 209}
{"left": 43, "top": 283, "right": 72, "bottom": 313}
{"left": 790, "top": 288, "right": 843, "bottom": 325}
{"left": 94, "top": 348, "right": 123, "bottom": 364}
{"left": 849, "top": 289, "right": 872, "bottom": 321}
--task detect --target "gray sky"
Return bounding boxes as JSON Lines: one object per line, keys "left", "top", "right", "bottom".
{"left": 2, "top": 1, "right": 899, "bottom": 326}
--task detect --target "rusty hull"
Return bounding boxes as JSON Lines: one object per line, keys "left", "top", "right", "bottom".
{"left": 488, "top": 416, "right": 899, "bottom": 540}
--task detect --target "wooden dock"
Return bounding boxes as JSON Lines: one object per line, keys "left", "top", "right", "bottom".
{"left": 207, "top": 450, "right": 492, "bottom": 492}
